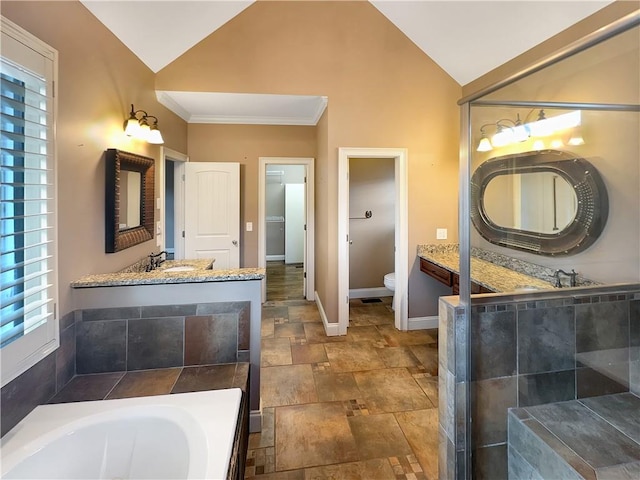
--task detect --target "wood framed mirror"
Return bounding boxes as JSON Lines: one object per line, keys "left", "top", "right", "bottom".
{"left": 105, "top": 149, "right": 155, "bottom": 253}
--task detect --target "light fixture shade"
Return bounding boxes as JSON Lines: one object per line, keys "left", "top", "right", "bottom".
{"left": 148, "top": 127, "right": 164, "bottom": 145}
{"left": 533, "top": 140, "right": 545, "bottom": 150}
{"left": 124, "top": 117, "right": 141, "bottom": 137}
{"left": 477, "top": 136, "right": 493, "bottom": 152}
{"left": 567, "top": 126, "right": 585, "bottom": 145}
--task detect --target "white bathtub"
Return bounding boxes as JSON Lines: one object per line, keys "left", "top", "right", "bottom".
{"left": 1, "top": 389, "right": 242, "bottom": 480}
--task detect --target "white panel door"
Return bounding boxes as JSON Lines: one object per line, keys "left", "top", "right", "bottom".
{"left": 284, "top": 183, "right": 305, "bottom": 264}
{"left": 184, "top": 162, "right": 240, "bottom": 269}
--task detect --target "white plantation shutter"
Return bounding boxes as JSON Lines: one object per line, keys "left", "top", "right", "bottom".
{"left": 1, "top": 16, "right": 58, "bottom": 386}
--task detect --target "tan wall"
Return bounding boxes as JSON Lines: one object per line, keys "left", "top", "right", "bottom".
{"left": 349, "top": 158, "right": 395, "bottom": 289}
{"left": 187, "top": 124, "right": 316, "bottom": 267}
{"left": 2, "top": 1, "right": 188, "bottom": 316}
{"left": 157, "top": 1, "right": 461, "bottom": 319}
{"left": 462, "top": 1, "right": 639, "bottom": 99}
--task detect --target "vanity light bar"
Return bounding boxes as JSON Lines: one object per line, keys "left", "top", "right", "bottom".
{"left": 478, "top": 110, "right": 582, "bottom": 152}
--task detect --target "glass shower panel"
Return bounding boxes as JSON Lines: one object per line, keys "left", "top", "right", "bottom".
{"left": 457, "top": 20, "right": 640, "bottom": 479}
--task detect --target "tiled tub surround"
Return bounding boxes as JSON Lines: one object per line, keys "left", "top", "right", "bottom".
{"left": 509, "top": 393, "right": 640, "bottom": 479}
{"left": 75, "top": 301, "right": 251, "bottom": 373}
{"left": 438, "top": 284, "right": 640, "bottom": 479}
{"left": 71, "top": 268, "right": 264, "bottom": 432}
{"left": 418, "top": 243, "right": 600, "bottom": 292}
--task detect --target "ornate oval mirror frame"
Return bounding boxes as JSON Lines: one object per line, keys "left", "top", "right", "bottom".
{"left": 105, "top": 149, "right": 155, "bottom": 253}
{"left": 471, "top": 149, "right": 608, "bottom": 256}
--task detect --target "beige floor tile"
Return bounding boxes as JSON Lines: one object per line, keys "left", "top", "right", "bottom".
{"left": 304, "top": 323, "right": 347, "bottom": 344}
{"left": 261, "top": 364, "right": 318, "bottom": 407}
{"left": 291, "top": 343, "right": 328, "bottom": 364}
{"left": 275, "top": 402, "right": 359, "bottom": 471}
{"left": 377, "top": 325, "right": 437, "bottom": 346}
{"left": 303, "top": 458, "right": 396, "bottom": 479}
{"left": 345, "top": 325, "right": 385, "bottom": 343}
{"left": 275, "top": 322, "right": 306, "bottom": 339}
{"left": 395, "top": 409, "right": 440, "bottom": 480}
{"left": 246, "top": 470, "right": 304, "bottom": 480}
{"left": 348, "top": 413, "right": 413, "bottom": 460}
{"left": 262, "top": 337, "right": 293, "bottom": 367}
{"left": 376, "top": 346, "right": 421, "bottom": 368}
{"left": 288, "top": 305, "right": 322, "bottom": 322}
{"left": 314, "top": 372, "right": 361, "bottom": 402}
{"left": 349, "top": 305, "right": 394, "bottom": 325}
{"left": 249, "top": 407, "right": 275, "bottom": 449}
{"left": 324, "top": 342, "right": 386, "bottom": 372}
{"left": 262, "top": 318, "right": 275, "bottom": 338}
{"left": 409, "top": 344, "right": 439, "bottom": 376}
{"left": 414, "top": 375, "right": 438, "bottom": 408}
{"left": 353, "top": 368, "right": 431, "bottom": 413}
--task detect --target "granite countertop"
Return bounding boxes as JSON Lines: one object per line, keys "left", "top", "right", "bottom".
{"left": 417, "top": 244, "right": 556, "bottom": 293}
{"left": 71, "top": 258, "right": 265, "bottom": 288}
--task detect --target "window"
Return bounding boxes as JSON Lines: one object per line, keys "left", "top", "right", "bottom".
{"left": 1, "top": 16, "right": 58, "bottom": 387}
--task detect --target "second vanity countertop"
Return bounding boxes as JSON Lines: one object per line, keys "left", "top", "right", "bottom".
{"left": 71, "top": 259, "right": 265, "bottom": 288}
{"left": 418, "top": 244, "right": 557, "bottom": 293}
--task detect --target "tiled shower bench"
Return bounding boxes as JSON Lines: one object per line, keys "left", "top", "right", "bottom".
{"left": 508, "top": 393, "right": 640, "bottom": 479}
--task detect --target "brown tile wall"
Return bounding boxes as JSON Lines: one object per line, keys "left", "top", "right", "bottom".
{"left": 439, "top": 286, "right": 640, "bottom": 479}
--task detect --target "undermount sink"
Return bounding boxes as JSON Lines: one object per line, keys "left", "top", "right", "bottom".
{"left": 163, "top": 266, "right": 196, "bottom": 272}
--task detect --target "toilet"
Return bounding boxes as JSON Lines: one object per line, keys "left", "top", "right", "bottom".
{"left": 384, "top": 272, "right": 396, "bottom": 310}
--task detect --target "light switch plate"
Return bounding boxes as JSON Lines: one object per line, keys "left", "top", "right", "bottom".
{"left": 436, "top": 228, "right": 448, "bottom": 240}
{"left": 246, "top": 222, "right": 253, "bottom": 232}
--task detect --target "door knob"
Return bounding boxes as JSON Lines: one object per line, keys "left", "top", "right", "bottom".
{"left": 232, "top": 240, "right": 238, "bottom": 246}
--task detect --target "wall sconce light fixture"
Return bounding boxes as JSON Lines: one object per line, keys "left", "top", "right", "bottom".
{"left": 476, "top": 110, "right": 582, "bottom": 152}
{"left": 124, "top": 104, "right": 164, "bottom": 144}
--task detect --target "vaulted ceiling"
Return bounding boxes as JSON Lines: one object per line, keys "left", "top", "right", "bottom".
{"left": 80, "top": 1, "right": 614, "bottom": 124}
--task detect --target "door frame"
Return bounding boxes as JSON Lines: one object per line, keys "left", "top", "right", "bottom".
{"left": 258, "top": 157, "right": 315, "bottom": 302}
{"left": 159, "top": 147, "right": 188, "bottom": 257}
{"left": 338, "top": 147, "right": 408, "bottom": 333}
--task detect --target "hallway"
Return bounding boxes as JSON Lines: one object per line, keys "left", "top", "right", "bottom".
{"left": 246, "top": 263, "right": 440, "bottom": 479}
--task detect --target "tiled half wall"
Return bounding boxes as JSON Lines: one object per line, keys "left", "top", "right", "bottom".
{"left": 1, "top": 301, "right": 250, "bottom": 437}
{"left": 439, "top": 285, "right": 640, "bottom": 479}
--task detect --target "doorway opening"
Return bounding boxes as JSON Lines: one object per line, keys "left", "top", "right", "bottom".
{"left": 159, "top": 147, "right": 188, "bottom": 258}
{"left": 338, "top": 148, "right": 408, "bottom": 334}
{"left": 258, "top": 157, "right": 315, "bottom": 303}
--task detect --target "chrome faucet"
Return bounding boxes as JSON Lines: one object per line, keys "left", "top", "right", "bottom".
{"left": 553, "top": 269, "right": 577, "bottom": 288}
{"left": 146, "top": 251, "right": 167, "bottom": 271}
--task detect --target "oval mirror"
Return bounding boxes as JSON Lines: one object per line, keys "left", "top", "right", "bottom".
{"left": 471, "top": 149, "right": 608, "bottom": 256}
{"left": 483, "top": 171, "right": 578, "bottom": 234}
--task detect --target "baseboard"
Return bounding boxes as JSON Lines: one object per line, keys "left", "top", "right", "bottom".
{"left": 250, "top": 410, "right": 262, "bottom": 433}
{"left": 315, "top": 290, "right": 341, "bottom": 336}
{"left": 266, "top": 255, "right": 285, "bottom": 261}
{"left": 408, "top": 316, "right": 439, "bottom": 330}
{"left": 349, "top": 287, "right": 393, "bottom": 299}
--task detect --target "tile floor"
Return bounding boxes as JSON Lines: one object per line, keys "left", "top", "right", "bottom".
{"left": 246, "top": 263, "right": 440, "bottom": 479}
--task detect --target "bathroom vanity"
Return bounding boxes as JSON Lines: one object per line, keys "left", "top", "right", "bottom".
{"left": 418, "top": 243, "right": 564, "bottom": 294}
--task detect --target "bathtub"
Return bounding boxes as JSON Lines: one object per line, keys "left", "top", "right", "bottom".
{"left": 1, "top": 389, "right": 242, "bottom": 479}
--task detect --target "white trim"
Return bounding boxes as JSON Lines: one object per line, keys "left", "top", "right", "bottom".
{"left": 189, "top": 114, "right": 321, "bottom": 126}
{"left": 338, "top": 148, "right": 409, "bottom": 335}
{"left": 258, "top": 157, "right": 315, "bottom": 302}
{"left": 159, "top": 147, "right": 188, "bottom": 253}
{"left": 266, "top": 255, "right": 285, "bottom": 261}
{"left": 408, "top": 316, "right": 439, "bottom": 330}
{"left": 155, "top": 91, "right": 191, "bottom": 121}
{"left": 0, "top": 16, "right": 59, "bottom": 387}
{"left": 315, "top": 291, "right": 340, "bottom": 337}
{"left": 349, "top": 287, "right": 393, "bottom": 299}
